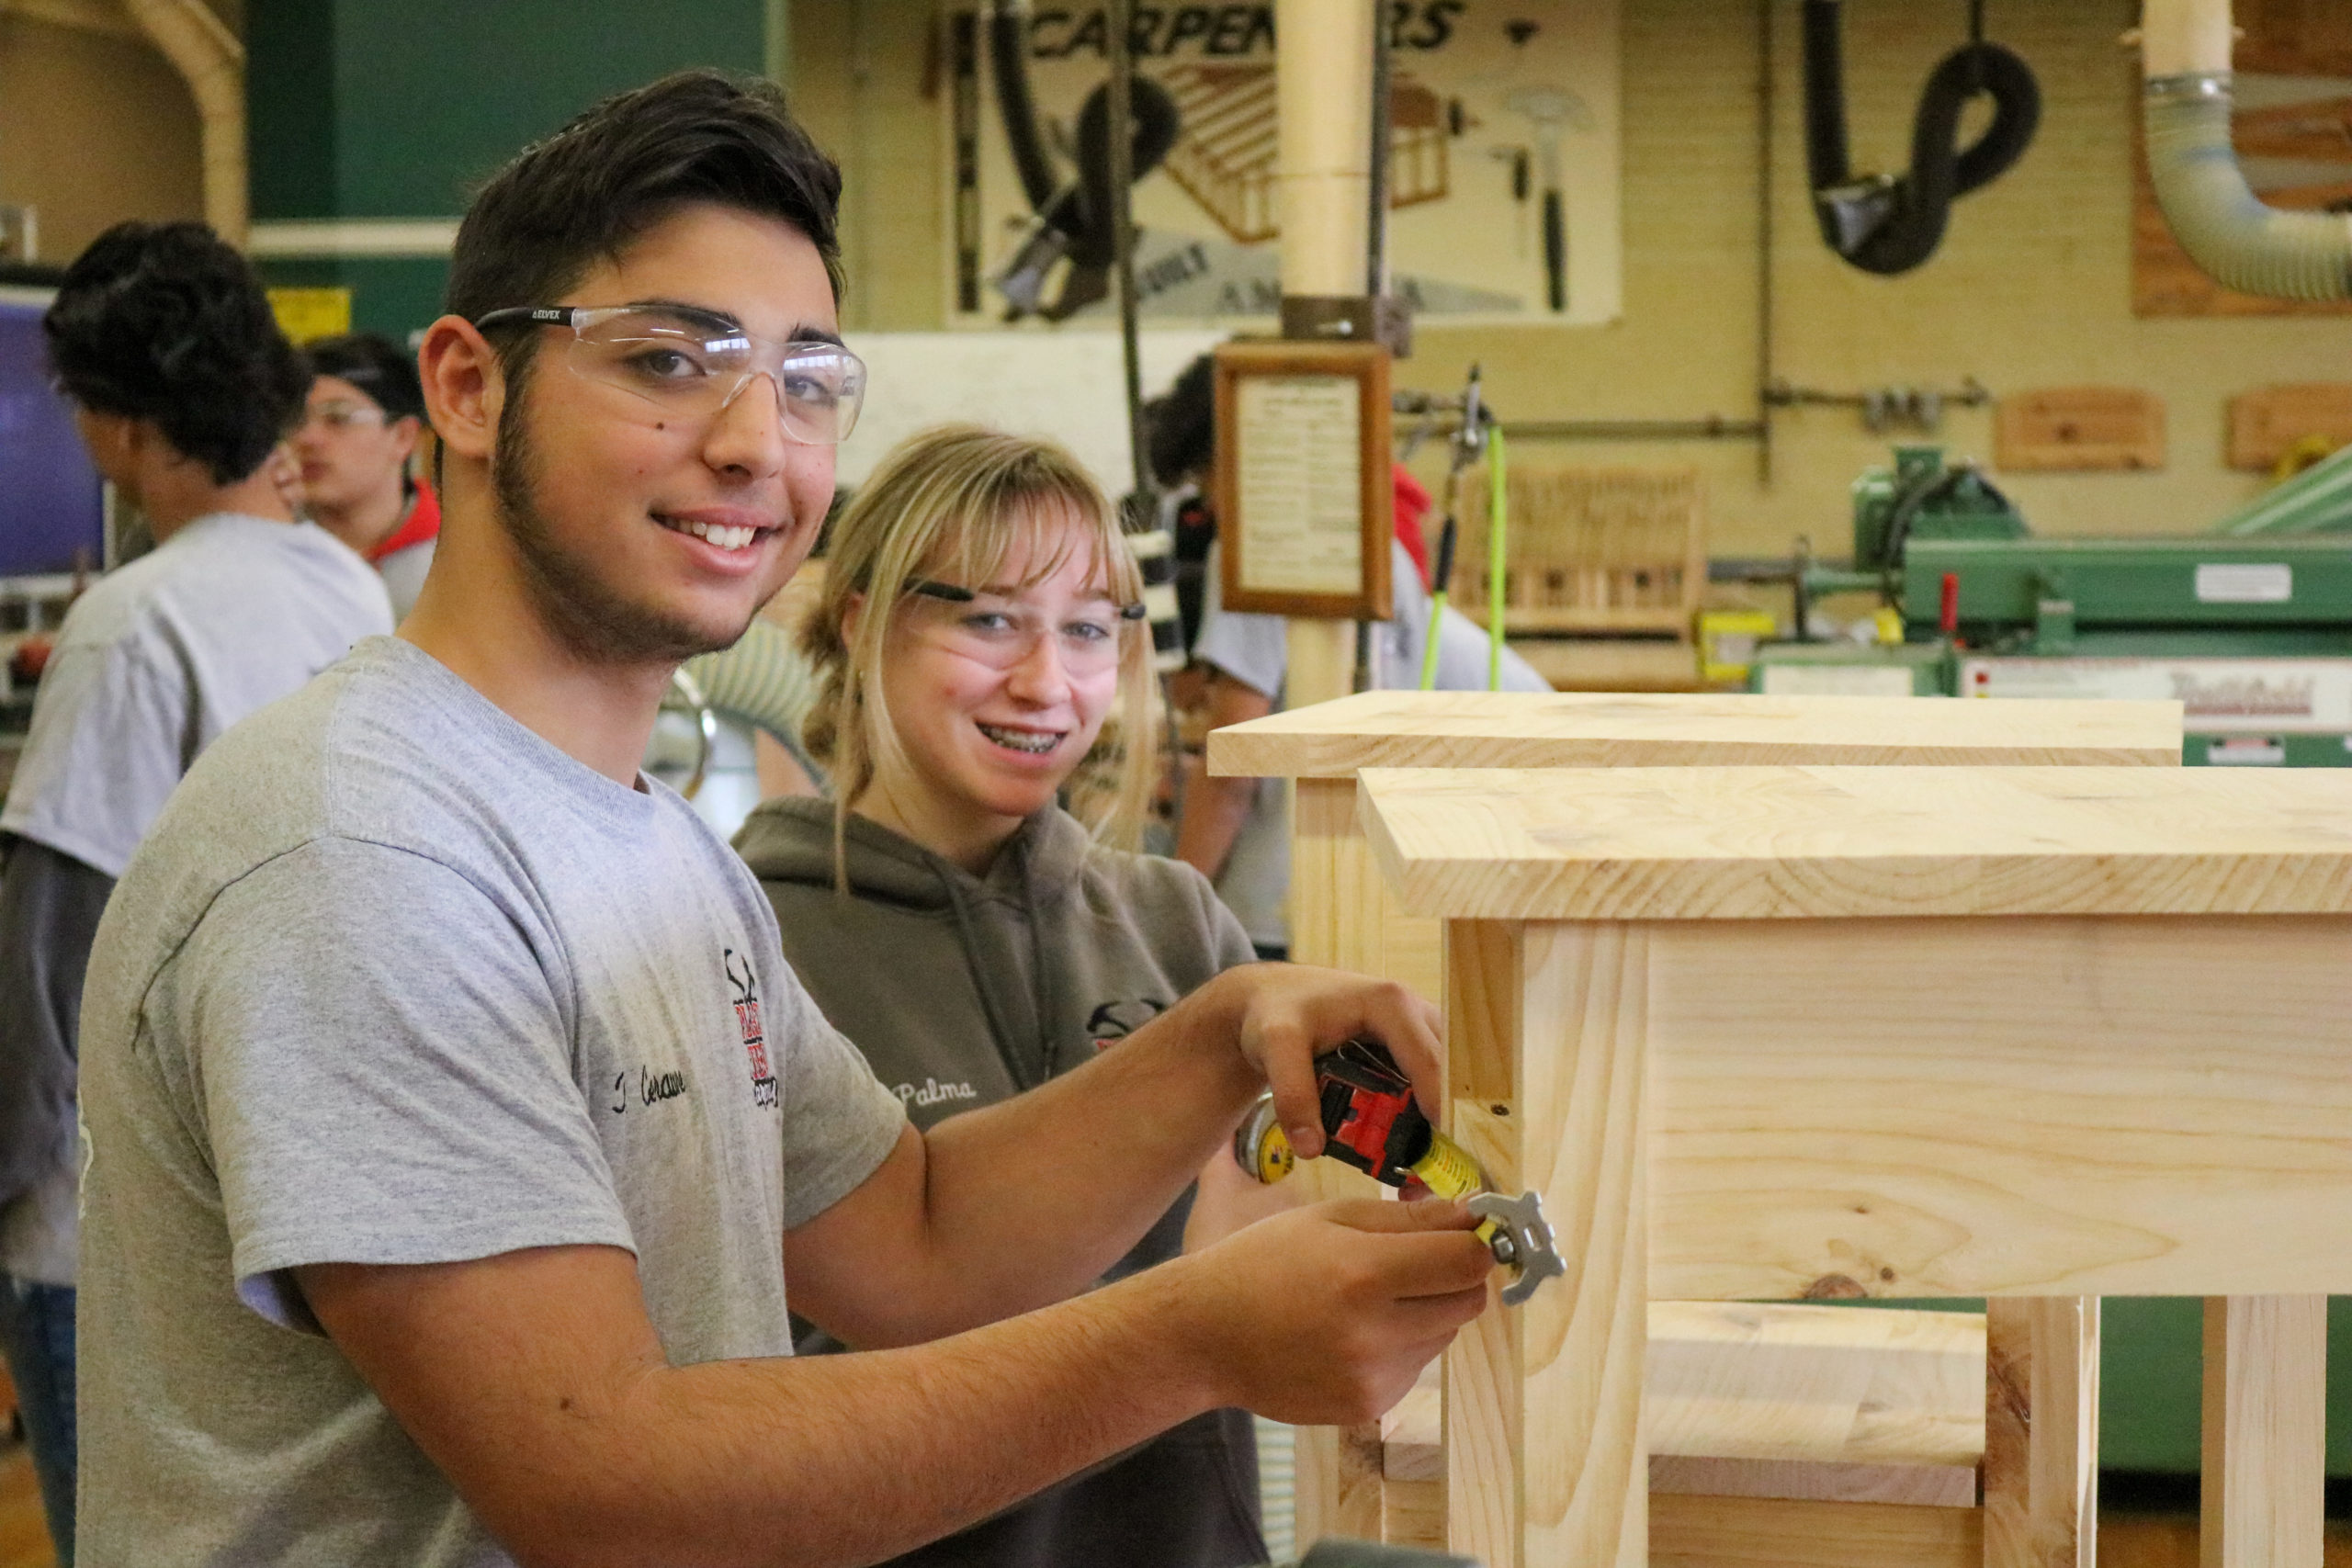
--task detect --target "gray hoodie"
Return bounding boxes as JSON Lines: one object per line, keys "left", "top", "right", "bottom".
{"left": 734, "top": 797, "right": 1264, "bottom": 1568}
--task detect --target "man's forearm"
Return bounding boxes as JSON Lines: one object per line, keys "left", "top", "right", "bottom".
{"left": 799, "top": 972, "right": 1263, "bottom": 1346}
{"left": 308, "top": 1243, "right": 1223, "bottom": 1568}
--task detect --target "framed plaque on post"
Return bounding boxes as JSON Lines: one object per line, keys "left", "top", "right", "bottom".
{"left": 1213, "top": 340, "right": 1393, "bottom": 620}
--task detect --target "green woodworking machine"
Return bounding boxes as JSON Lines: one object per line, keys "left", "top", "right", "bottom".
{"left": 1750, "top": 443, "right": 2352, "bottom": 768}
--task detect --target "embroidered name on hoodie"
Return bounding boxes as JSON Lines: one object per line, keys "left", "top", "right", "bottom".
{"left": 896, "top": 1077, "right": 980, "bottom": 1109}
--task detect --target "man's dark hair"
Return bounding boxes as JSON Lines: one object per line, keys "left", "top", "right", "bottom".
{"left": 304, "top": 332, "right": 424, "bottom": 423}
{"left": 1147, "top": 350, "right": 1217, "bottom": 489}
{"left": 447, "top": 68, "right": 845, "bottom": 395}
{"left": 44, "top": 220, "right": 310, "bottom": 485}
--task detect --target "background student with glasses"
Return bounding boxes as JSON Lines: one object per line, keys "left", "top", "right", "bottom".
{"left": 737, "top": 422, "right": 1295, "bottom": 1566}
{"left": 292, "top": 333, "right": 440, "bottom": 618}
{"left": 73, "top": 70, "right": 1491, "bottom": 1567}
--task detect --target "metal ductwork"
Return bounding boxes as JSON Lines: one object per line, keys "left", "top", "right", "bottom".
{"left": 125, "top": 0, "right": 248, "bottom": 245}
{"left": 2142, "top": 0, "right": 2352, "bottom": 299}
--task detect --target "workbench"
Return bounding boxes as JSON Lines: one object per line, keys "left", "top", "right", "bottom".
{"left": 1357, "top": 763, "right": 2352, "bottom": 1568}
{"left": 1205, "top": 691, "right": 2184, "bottom": 1557}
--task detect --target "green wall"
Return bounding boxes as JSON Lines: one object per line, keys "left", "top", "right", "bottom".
{"left": 247, "top": 0, "right": 771, "bottom": 336}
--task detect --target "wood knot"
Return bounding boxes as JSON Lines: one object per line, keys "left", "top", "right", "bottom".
{"left": 1800, "top": 1273, "right": 1871, "bottom": 1301}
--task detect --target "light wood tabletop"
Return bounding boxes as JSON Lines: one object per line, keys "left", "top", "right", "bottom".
{"left": 1207, "top": 690, "right": 2183, "bottom": 778}
{"left": 1358, "top": 763, "right": 2352, "bottom": 921}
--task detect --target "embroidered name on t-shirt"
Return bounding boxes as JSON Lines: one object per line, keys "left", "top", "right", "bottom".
{"left": 610, "top": 1066, "right": 690, "bottom": 1113}
{"left": 725, "top": 948, "right": 779, "bottom": 1110}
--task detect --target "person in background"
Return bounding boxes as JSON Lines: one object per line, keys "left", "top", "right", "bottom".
{"left": 0, "top": 220, "right": 394, "bottom": 1564}
{"left": 1148, "top": 351, "right": 1552, "bottom": 960}
{"left": 292, "top": 332, "right": 439, "bottom": 618}
{"left": 736, "top": 423, "right": 1289, "bottom": 1568}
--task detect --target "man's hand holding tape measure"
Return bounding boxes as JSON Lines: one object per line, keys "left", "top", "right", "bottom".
{"left": 1153, "top": 964, "right": 1565, "bottom": 1428}
{"left": 1218, "top": 964, "right": 1566, "bottom": 1309}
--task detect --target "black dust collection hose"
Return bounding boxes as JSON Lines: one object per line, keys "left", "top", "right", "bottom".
{"left": 988, "top": 0, "right": 1061, "bottom": 214}
{"left": 1801, "top": 0, "right": 2040, "bottom": 276}
{"left": 986, "top": 0, "right": 1181, "bottom": 318}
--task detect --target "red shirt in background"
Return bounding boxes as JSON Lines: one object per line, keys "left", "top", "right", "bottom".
{"left": 368, "top": 481, "right": 441, "bottom": 563}
{"left": 1392, "top": 465, "right": 1431, "bottom": 590}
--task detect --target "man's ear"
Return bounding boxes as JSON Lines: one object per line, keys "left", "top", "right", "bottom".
{"left": 416, "top": 315, "right": 505, "bottom": 466}
{"left": 389, "top": 413, "right": 424, "bottom": 464}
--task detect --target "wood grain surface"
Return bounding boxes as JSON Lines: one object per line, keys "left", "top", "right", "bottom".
{"left": 1209, "top": 691, "right": 2182, "bottom": 779}
{"left": 1983, "top": 1297, "right": 2099, "bottom": 1568}
{"left": 1651, "top": 1494, "right": 1982, "bottom": 1567}
{"left": 2203, "top": 1295, "right": 2327, "bottom": 1568}
{"left": 1644, "top": 1301, "right": 1983, "bottom": 1469}
{"left": 1520, "top": 923, "right": 1650, "bottom": 1568}
{"left": 1360, "top": 765, "right": 2352, "bottom": 921}
{"left": 1643, "top": 915, "right": 2352, "bottom": 1298}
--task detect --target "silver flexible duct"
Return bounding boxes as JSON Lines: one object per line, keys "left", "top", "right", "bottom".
{"left": 2142, "top": 0, "right": 2352, "bottom": 299}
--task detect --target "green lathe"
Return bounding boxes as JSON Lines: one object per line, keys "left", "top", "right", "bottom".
{"left": 1753, "top": 446, "right": 2352, "bottom": 1481}
{"left": 1752, "top": 443, "right": 2352, "bottom": 768}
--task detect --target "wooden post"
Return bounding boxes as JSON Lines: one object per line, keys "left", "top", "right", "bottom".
{"left": 1983, "top": 1297, "right": 2099, "bottom": 1568}
{"left": 1271, "top": 2, "right": 1379, "bottom": 1544}
{"left": 2201, "top": 1296, "right": 2326, "bottom": 1568}
{"left": 1443, "top": 922, "right": 1524, "bottom": 1564}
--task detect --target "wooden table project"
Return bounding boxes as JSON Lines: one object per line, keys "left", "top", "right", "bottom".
{"left": 1206, "top": 690, "right": 2182, "bottom": 1557}
{"left": 1357, "top": 763, "right": 2352, "bottom": 1568}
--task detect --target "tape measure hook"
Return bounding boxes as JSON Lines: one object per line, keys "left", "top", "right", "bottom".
{"left": 1468, "top": 1190, "right": 1566, "bottom": 1307}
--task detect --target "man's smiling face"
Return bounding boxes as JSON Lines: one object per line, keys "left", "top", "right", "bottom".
{"left": 487, "top": 202, "right": 841, "bottom": 664}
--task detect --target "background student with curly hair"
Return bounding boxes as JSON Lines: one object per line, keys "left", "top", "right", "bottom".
{"left": 0, "top": 220, "right": 392, "bottom": 1562}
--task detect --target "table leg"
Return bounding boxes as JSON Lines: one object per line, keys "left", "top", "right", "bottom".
{"left": 2200, "top": 1295, "right": 2325, "bottom": 1568}
{"left": 1519, "top": 921, "right": 1649, "bottom": 1568}
{"left": 1984, "top": 1297, "right": 2099, "bottom": 1568}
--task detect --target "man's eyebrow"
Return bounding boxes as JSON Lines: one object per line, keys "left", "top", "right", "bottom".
{"left": 626, "top": 298, "right": 742, "bottom": 334}
{"left": 620, "top": 300, "right": 844, "bottom": 349}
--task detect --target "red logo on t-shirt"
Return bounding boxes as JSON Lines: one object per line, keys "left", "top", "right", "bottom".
{"left": 725, "top": 949, "right": 778, "bottom": 1110}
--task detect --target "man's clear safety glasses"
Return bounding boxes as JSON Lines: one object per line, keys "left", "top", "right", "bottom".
{"left": 474, "top": 304, "right": 867, "bottom": 446}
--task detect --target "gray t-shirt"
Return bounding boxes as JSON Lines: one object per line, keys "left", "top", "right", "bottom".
{"left": 75, "top": 636, "right": 909, "bottom": 1567}
{"left": 1, "top": 512, "right": 393, "bottom": 878}
{"left": 1192, "top": 538, "right": 1551, "bottom": 947}
{"left": 0, "top": 512, "right": 390, "bottom": 1282}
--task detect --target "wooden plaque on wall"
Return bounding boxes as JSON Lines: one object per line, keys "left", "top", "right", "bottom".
{"left": 1995, "top": 388, "right": 2165, "bottom": 471}
{"left": 1213, "top": 340, "right": 1394, "bottom": 619}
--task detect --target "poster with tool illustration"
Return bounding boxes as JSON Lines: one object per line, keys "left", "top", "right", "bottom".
{"left": 945, "top": 3, "right": 1622, "bottom": 327}
{"left": 2134, "top": 1, "right": 2352, "bottom": 316}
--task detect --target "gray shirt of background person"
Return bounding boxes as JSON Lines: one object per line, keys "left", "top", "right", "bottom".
{"left": 0, "top": 511, "right": 392, "bottom": 1285}
{"left": 74, "top": 635, "right": 910, "bottom": 1568}
{"left": 1190, "top": 537, "right": 1552, "bottom": 950}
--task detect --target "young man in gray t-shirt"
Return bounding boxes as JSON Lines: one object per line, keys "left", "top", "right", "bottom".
{"left": 74, "top": 71, "right": 1495, "bottom": 1567}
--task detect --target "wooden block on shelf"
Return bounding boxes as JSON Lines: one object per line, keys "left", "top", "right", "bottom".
{"left": 1505, "top": 637, "right": 1710, "bottom": 693}
{"left": 1652, "top": 1493, "right": 1982, "bottom": 1568}
{"left": 1645, "top": 1301, "right": 1984, "bottom": 1470}
{"left": 2229, "top": 384, "right": 2352, "bottom": 470}
{"left": 1995, "top": 388, "right": 2164, "bottom": 471}
{"left": 1647, "top": 1455, "right": 1976, "bottom": 1508}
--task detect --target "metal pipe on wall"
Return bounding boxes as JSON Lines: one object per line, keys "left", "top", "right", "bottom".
{"left": 2141, "top": 0, "right": 2352, "bottom": 299}
{"left": 1274, "top": 0, "right": 1379, "bottom": 708}
{"left": 124, "top": 0, "right": 246, "bottom": 244}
